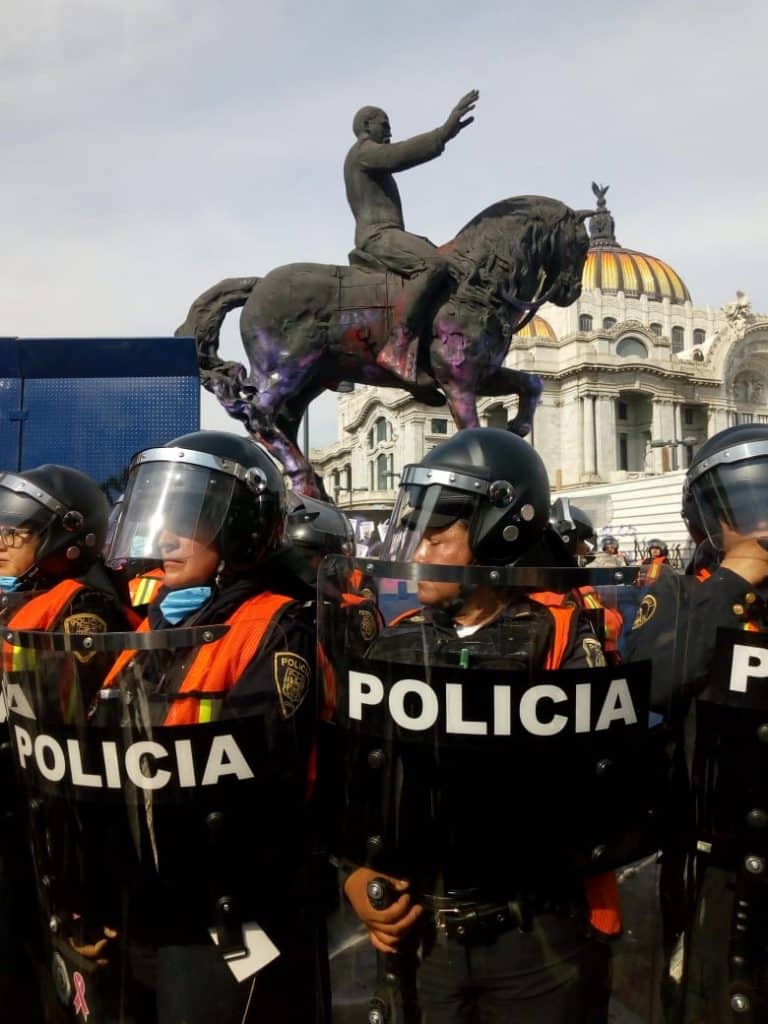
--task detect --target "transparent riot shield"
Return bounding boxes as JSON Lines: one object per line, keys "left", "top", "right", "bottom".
{"left": 1, "top": 622, "right": 324, "bottom": 1024}
{"left": 319, "top": 558, "right": 673, "bottom": 1023}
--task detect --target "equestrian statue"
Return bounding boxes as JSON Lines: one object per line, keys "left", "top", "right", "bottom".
{"left": 176, "top": 91, "right": 591, "bottom": 497}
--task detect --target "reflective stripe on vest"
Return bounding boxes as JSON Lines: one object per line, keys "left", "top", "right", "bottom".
{"left": 102, "top": 591, "right": 295, "bottom": 726}
{"left": 129, "top": 569, "right": 164, "bottom": 607}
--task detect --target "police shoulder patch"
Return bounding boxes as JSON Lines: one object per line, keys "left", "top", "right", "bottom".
{"left": 631, "top": 594, "right": 657, "bottom": 631}
{"left": 273, "top": 651, "right": 311, "bottom": 719}
{"left": 63, "top": 613, "right": 108, "bottom": 664}
{"left": 359, "top": 608, "right": 379, "bottom": 643}
{"left": 582, "top": 636, "right": 606, "bottom": 668}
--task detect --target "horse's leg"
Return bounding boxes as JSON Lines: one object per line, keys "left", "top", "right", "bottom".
{"left": 474, "top": 367, "right": 543, "bottom": 437}
{"left": 241, "top": 326, "right": 327, "bottom": 496}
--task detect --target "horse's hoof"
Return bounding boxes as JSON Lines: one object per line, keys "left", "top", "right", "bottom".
{"left": 507, "top": 419, "right": 530, "bottom": 438}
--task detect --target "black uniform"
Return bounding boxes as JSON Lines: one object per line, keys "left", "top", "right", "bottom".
{"left": 86, "top": 576, "right": 321, "bottom": 1024}
{"left": 361, "top": 595, "right": 613, "bottom": 1024}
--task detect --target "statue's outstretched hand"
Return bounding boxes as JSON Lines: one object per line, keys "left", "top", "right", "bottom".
{"left": 443, "top": 89, "right": 479, "bottom": 141}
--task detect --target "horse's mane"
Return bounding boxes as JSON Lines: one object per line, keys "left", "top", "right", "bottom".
{"left": 447, "top": 195, "right": 588, "bottom": 311}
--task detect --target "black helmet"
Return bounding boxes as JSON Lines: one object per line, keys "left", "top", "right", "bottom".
{"left": 107, "top": 430, "right": 286, "bottom": 576}
{"left": 286, "top": 492, "right": 355, "bottom": 557}
{"left": 601, "top": 535, "right": 619, "bottom": 552}
{"left": 550, "top": 497, "right": 595, "bottom": 549}
{"left": 0, "top": 464, "right": 109, "bottom": 583}
{"left": 381, "top": 428, "right": 550, "bottom": 565}
{"left": 646, "top": 538, "right": 668, "bottom": 557}
{"left": 682, "top": 423, "right": 768, "bottom": 552}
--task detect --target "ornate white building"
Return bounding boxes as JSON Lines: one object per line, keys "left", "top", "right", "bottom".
{"left": 312, "top": 189, "right": 768, "bottom": 561}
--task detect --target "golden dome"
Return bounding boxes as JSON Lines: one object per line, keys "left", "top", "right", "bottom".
{"left": 516, "top": 314, "right": 557, "bottom": 340}
{"left": 582, "top": 247, "right": 691, "bottom": 305}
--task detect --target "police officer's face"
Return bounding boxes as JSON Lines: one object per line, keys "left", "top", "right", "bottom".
{"left": 158, "top": 529, "right": 220, "bottom": 589}
{"left": 413, "top": 519, "right": 471, "bottom": 607}
{"left": 0, "top": 526, "right": 40, "bottom": 578}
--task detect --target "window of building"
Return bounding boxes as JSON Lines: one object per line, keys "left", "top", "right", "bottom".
{"left": 367, "top": 428, "right": 374, "bottom": 450}
{"left": 671, "top": 326, "right": 685, "bottom": 353}
{"left": 430, "top": 418, "right": 448, "bottom": 434}
{"left": 343, "top": 463, "right": 352, "bottom": 491}
{"left": 376, "top": 452, "right": 393, "bottom": 490}
{"left": 602, "top": 317, "right": 617, "bottom": 330}
{"left": 684, "top": 407, "right": 694, "bottom": 426}
{"left": 693, "top": 329, "right": 705, "bottom": 346}
{"left": 375, "top": 417, "right": 389, "bottom": 443}
{"left": 619, "top": 433, "right": 628, "bottom": 471}
{"left": 616, "top": 337, "right": 648, "bottom": 359}
{"left": 579, "top": 314, "right": 593, "bottom": 332}
{"left": 485, "top": 404, "right": 507, "bottom": 429}
{"left": 649, "top": 322, "right": 663, "bottom": 337}
{"left": 618, "top": 401, "right": 628, "bottom": 421}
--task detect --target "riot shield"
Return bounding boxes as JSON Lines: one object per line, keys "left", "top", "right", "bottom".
{"left": 319, "top": 558, "right": 672, "bottom": 1023}
{"left": 1, "top": 623, "right": 323, "bottom": 1024}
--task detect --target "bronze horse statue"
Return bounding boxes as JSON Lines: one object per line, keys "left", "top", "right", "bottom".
{"left": 177, "top": 195, "right": 590, "bottom": 496}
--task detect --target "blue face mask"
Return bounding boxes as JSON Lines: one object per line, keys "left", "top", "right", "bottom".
{"left": 0, "top": 576, "right": 20, "bottom": 592}
{"left": 158, "top": 586, "right": 212, "bottom": 625}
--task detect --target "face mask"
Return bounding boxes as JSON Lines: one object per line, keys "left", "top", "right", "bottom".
{"left": 0, "top": 576, "right": 20, "bottom": 592}
{"left": 158, "top": 586, "right": 212, "bottom": 625}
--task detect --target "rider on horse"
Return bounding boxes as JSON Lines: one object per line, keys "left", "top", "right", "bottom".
{"left": 344, "top": 90, "right": 479, "bottom": 384}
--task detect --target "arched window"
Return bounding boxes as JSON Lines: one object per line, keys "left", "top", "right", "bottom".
{"left": 616, "top": 336, "right": 648, "bottom": 359}
{"left": 579, "top": 314, "right": 593, "bottom": 332}
{"left": 602, "top": 317, "right": 617, "bottom": 330}
{"left": 693, "top": 329, "right": 706, "bottom": 346}
{"left": 649, "top": 322, "right": 663, "bottom": 337}
{"left": 671, "top": 326, "right": 685, "bottom": 353}
{"left": 376, "top": 453, "right": 393, "bottom": 490}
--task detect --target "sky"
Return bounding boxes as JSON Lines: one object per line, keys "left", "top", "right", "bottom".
{"left": 4, "top": 0, "right": 767, "bottom": 449}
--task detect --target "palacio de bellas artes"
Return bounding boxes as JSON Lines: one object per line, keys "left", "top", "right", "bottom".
{"left": 311, "top": 185, "right": 768, "bottom": 566}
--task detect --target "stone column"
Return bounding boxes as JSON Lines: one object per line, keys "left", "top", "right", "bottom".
{"left": 595, "top": 396, "right": 617, "bottom": 478}
{"left": 582, "top": 394, "right": 597, "bottom": 478}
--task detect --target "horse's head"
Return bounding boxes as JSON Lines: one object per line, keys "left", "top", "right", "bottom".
{"left": 448, "top": 196, "right": 590, "bottom": 329}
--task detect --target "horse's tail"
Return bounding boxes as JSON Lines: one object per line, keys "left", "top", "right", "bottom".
{"left": 175, "top": 276, "right": 259, "bottom": 396}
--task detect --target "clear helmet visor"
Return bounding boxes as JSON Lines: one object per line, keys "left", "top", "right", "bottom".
{"left": 107, "top": 461, "right": 236, "bottom": 566}
{"left": 690, "top": 457, "right": 768, "bottom": 551}
{"left": 381, "top": 469, "right": 482, "bottom": 562}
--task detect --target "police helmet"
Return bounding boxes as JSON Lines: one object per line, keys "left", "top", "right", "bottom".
{"left": 381, "top": 428, "right": 550, "bottom": 565}
{"left": 0, "top": 464, "right": 109, "bottom": 582}
{"left": 682, "top": 423, "right": 768, "bottom": 552}
{"left": 282, "top": 492, "right": 355, "bottom": 589}
{"left": 107, "top": 431, "right": 286, "bottom": 575}
{"left": 601, "top": 535, "right": 619, "bottom": 552}
{"left": 646, "top": 538, "right": 668, "bottom": 557}
{"left": 550, "top": 497, "right": 596, "bottom": 550}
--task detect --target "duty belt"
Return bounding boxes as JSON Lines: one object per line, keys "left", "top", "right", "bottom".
{"left": 422, "top": 891, "right": 585, "bottom": 945}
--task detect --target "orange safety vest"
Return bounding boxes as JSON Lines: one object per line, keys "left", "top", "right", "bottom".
{"left": 2, "top": 579, "right": 85, "bottom": 672}
{"left": 101, "top": 590, "right": 295, "bottom": 725}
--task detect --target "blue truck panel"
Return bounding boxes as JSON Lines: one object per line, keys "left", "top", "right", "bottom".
{"left": 0, "top": 338, "right": 199, "bottom": 499}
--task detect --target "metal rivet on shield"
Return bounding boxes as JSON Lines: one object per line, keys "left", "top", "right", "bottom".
{"left": 203, "top": 630, "right": 215, "bottom": 642}
{"left": 745, "top": 855, "right": 765, "bottom": 875}
{"left": 747, "top": 808, "right": 768, "bottom": 829}
{"left": 503, "top": 525, "right": 519, "bottom": 542}
{"left": 49, "top": 915, "right": 62, "bottom": 934}
{"left": 519, "top": 504, "right": 535, "bottom": 522}
{"left": 758, "top": 724, "right": 768, "bottom": 744}
{"left": 591, "top": 845, "right": 607, "bottom": 863}
{"left": 66, "top": 546, "right": 80, "bottom": 560}
{"left": 366, "top": 563, "right": 375, "bottom": 574}
{"left": 489, "top": 570, "right": 500, "bottom": 582}
{"left": 595, "top": 759, "right": 612, "bottom": 776}
{"left": 366, "top": 835, "right": 384, "bottom": 856}
{"left": 731, "top": 993, "right": 751, "bottom": 1013}
{"left": 81, "top": 637, "right": 93, "bottom": 649}
{"left": 732, "top": 955, "right": 746, "bottom": 967}
{"left": 367, "top": 748, "right": 386, "bottom": 769}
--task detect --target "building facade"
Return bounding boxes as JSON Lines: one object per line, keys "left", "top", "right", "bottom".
{"left": 311, "top": 189, "right": 768, "bottom": 558}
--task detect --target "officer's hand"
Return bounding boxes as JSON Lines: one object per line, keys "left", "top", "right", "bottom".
{"left": 443, "top": 89, "right": 479, "bottom": 141}
{"left": 721, "top": 536, "right": 768, "bottom": 585}
{"left": 343, "top": 867, "right": 422, "bottom": 954}
{"left": 69, "top": 922, "right": 119, "bottom": 968}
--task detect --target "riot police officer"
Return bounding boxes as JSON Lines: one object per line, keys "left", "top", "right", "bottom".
{"left": 336, "top": 429, "right": 634, "bottom": 1024}
{"left": 642, "top": 539, "right": 669, "bottom": 566}
{"left": 625, "top": 423, "right": 768, "bottom": 1020}
{"left": 86, "top": 431, "right": 324, "bottom": 1023}
{"left": 0, "top": 465, "right": 135, "bottom": 1018}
